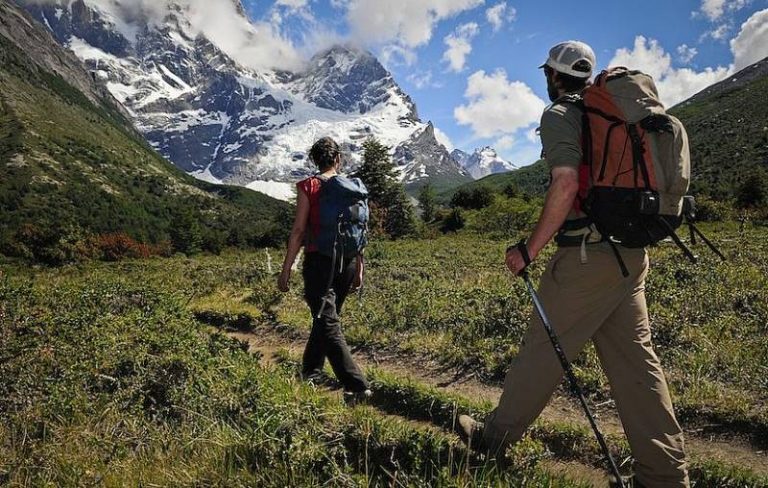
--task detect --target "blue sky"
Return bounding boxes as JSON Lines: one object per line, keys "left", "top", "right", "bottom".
{"left": 242, "top": 0, "right": 768, "bottom": 165}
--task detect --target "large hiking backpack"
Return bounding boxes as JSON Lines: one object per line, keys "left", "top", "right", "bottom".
{"left": 573, "top": 67, "right": 691, "bottom": 248}
{"left": 313, "top": 175, "right": 369, "bottom": 259}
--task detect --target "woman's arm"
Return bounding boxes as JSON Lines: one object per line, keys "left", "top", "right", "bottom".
{"left": 278, "top": 190, "right": 310, "bottom": 292}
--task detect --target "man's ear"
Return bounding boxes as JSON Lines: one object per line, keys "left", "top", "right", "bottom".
{"left": 550, "top": 71, "right": 562, "bottom": 89}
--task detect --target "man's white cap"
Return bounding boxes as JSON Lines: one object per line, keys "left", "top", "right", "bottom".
{"left": 539, "top": 41, "right": 596, "bottom": 79}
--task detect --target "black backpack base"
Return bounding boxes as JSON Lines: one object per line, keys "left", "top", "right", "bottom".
{"left": 584, "top": 191, "right": 726, "bottom": 272}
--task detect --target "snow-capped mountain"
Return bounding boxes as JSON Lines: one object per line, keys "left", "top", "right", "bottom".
{"left": 21, "top": 0, "right": 468, "bottom": 200}
{"left": 394, "top": 123, "right": 472, "bottom": 191}
{"left": 451, "top": 147, "right": 518, "bottom": 179}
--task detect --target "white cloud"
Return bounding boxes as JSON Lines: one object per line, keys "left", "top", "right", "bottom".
{"left": 699, "top": 0, "right": 750, "bottom": 21}
{"left": 701, "top": 23, "right": 732, "bottom": 41}
{"left": 434, "top": 126, "right": 455, "bottom": 151}
{"left": 379, "top": 44, "right": 418, "bottom": 66}
{"left": 24, "top": 0, "right": 304, "bottom": 71}
{"left": 442, "top": 22, "right": 479, "bottom": 72}
{"left": 407, "top": 70, "right": 442, "bottom": 89}
{"left": 454, "top": 69, "right": 546, "bottom": 138}
{"left": 276, "top": 0, "right": 309, "bottom": 9}
{"left": 486, "top": 2, "right": 516, "bottom": 32}
{"left": 495, "top": 135, "right": 516, "bottom": 150}
{"left": 730, "top": 8, "right": 768, "bottom": 70}
{"left": 677, "top": 44, "right": 698, "bottom": 64}
{"left": 609, "top": 36, "right": 732, "bottom": 106}
{"left": 344, "top": 0, "right": 485, "bottom": 48}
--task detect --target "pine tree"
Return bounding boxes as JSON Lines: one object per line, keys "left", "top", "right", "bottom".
{"left": 418, "top": 183, "right": 437, "bottom": 222}
{"left": 170, "top": 208, "right": 203, "bottom": 255}
{"left": 353, "top": 137, "right": 416, "bottom": 239}
{"left": 353, "top": 138, "right": 399, "bottom": 203}
{"left": 384, "top": 185, "right": 418, "bottom": 238}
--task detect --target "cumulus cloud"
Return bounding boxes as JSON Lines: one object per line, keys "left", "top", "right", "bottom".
{"left": 344, "top": 0, "right": 484, "bottom": 48}
{"left": 23, "top": 0, "right": 304, "bottom": 71}
{"left": 699, "top": 0, "right": 750, "bottom": 21}
{"left": 433, "top": 126, "right": 455, "bottom": 151}
{"left": 677, "top": 44, "right": 698, "bottom": 64}
{"left": 609, "top": 36, "right": 732, "bottom": 107}
{"left": 730, "top": 8, "right": 768, "bottom": 70}
{"left": 486, "top": 2, "right": 516, "bottom": 32}
{"left": 454, "top": 69, "right": 546, "bottom": 138}
{"left": 379, "top": 43, "right": 418, "bottom": 66}
{"left": 276, "top": 0, "right": 310, "bottom": 9}
{"left": 407, "top": 70, "right": 442, "bottom": 89}
{"left": 442, "top": 22, "right": 479, "bottom": 72}
{"left": 494, "top": 135, "right": 516, "bottom": 150}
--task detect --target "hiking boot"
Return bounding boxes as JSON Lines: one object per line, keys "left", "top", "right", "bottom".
{"left": 343, "top": 389, "right": 372, "bottom": 406}
{"left": 456, "top": 414, "right": 485, "bottom": 451}
{"left": 609, "top": 475, "right": 642, "bottom": 488}
{"left": 301, "top": 370, "right": 325, "bottom": 386}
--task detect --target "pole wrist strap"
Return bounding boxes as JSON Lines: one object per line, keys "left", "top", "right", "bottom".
{"left": 507, "top": 239, "right": 532, "bottom": 267}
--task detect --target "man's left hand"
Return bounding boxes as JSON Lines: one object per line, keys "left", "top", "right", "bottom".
{"left": 505, "top": 247, "right": 529, "bottom": 276}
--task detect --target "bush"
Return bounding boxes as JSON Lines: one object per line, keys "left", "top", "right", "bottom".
{"left": 450, "top": 186, "right": 494, "bottom": 210}
{"left": 89, "top": 233, "right": 171, "bottom": 261}
{"left": 4, "top": 223, "right": 91, "bottom": 265}
{"left": 469, "top": 197, "right": 538, "bottom": 236}
{"left": 693, "top": 195, "right": 735, "bottom": 222}
{"left": 441, "top": 208, "right": 465, "bottom": 233}
{"left": 736, "top": 169, "right": 768, "bottom": 209}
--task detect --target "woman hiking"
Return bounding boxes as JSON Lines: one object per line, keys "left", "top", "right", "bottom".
{"left": 277, "top": 137, "right": 372, "bottom": 405}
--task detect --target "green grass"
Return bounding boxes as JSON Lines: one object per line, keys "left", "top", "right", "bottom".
{"left": 2, "top": 224, "right": 767, "bottom": 485}
{"left": 0, "top": 270, "right": 586, "bottom": 487}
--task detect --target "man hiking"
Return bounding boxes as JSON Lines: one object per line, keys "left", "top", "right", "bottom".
{"left": 278, "top": 137, "right": 372, "bottom": 405}
{"left": 457, "top": 41, "right": 690, "bottom": 487}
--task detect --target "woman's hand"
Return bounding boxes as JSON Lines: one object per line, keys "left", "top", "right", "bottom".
{"left": 278, "top": 268, "right": 291, "bottom": 292}
{"left": 352, "top": 257, "right": 364, "bottom": 291}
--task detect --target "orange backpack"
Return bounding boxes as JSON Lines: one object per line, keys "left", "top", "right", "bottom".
{"left": 572, "top": 67, "right": 691, "bottom": 249}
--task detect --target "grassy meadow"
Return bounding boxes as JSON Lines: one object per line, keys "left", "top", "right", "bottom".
{"left": 1, "top": 221, "right": 767, "bottom": 486}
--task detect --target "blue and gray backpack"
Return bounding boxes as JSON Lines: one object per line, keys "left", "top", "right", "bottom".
{"left": 313, "top": 175, "right": 369, "bottom": 259}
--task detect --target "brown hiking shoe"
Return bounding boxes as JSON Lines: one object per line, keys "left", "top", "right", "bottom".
{"left": 456, "top": 414, "right": 485, "bottom": 451}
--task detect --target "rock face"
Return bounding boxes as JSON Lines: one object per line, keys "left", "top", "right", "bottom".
{"left": 0, "top": 0, "right": 126, "bottom": 116}
{"left": 394, "top": 123, "right": 472, "bottom": 191}
{"left": 0, "top": 0, "right": 289, "bottom": 251}
{"left": 20, "top": 0, "right": 467, "bottom": 198}
{"left": 451, "top": 147, "right": 517, "bottom": 179}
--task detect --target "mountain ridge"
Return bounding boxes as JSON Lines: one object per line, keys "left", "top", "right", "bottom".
{"left": 0, "top": 0, "right": 290, "bottom": 259}
{"left": 19, "top": 0, "right": 469, "bottom": 198}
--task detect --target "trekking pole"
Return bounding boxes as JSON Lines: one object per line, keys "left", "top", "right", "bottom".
{"left": 519, "top": 267, "right": 625, "bottom": 487}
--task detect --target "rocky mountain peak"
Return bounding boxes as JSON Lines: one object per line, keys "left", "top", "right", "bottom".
{"left": 452, "top": 146, "right": 517, "bottom": 180}
{"left": 19, "top": 0, "right": 451, "bottom": 199}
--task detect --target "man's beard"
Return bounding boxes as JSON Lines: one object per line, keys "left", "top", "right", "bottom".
{"left": 546, "top": 77, "right": 559, "bottom": 102}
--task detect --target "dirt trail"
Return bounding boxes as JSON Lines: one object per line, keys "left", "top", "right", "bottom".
{"left": 226, "top": 326, "right": 768, "bottom": 478}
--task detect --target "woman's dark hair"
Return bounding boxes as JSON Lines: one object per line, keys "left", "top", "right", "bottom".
{"left": 544, "top": 65, "right": 590, "bottom": 93}
{"left": 309, "top": 137, "right": 341, "bottom": 171}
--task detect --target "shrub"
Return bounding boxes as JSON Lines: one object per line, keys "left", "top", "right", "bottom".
{"left": 450, "top": 186, "right": 494, "bottom": 210}
{"left": 441, "top": 208, "right": 465, "bottom": 233}
{"left": 5, "top": 223, "right": 91, "bottom": 265}
{"left": 693, "top": 195, "right": 735, "bottom": 222}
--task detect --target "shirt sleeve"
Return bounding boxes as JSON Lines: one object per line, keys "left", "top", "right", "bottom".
{"left": 296, "top": 179, "right": 310, "bottom": 197}
{"left": 540, "top": 103, "right": 583, "bottom": 170}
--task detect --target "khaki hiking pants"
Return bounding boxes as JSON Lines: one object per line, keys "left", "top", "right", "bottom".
{"left": 484, "top": 244, "right": 689, "bottom": 488}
